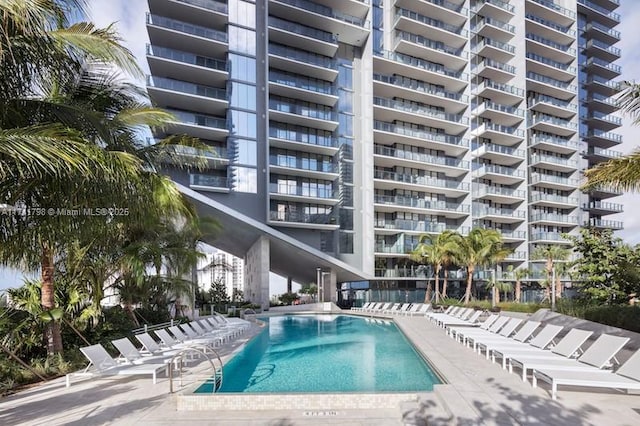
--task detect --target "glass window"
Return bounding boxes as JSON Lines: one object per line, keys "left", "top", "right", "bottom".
{"left": 229, "top": 26, "right": 256, "bottom": 56}
{"left": 229, "top": 54, "right": 256, "bottom": 83}
{"left": 230, "top": 110, "right": 257, "bottom": 138}
{"left": 232, "top": 166, "right": 257, "bottom": 193}
{"left": 339, "top": 232, "right": 354, "bottom": 254}
{"left": 229, "top": 0, "right": 256, "bottom": 29}
{"left": 231, "top": 138, "right": 257, "bottom": 166}
{"left": 230, "top": 82, "right": 256, "bottom": 110}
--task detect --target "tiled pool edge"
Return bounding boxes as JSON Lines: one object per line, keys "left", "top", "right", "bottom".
{"left": 176, "top": 392, "right": 424, "bottom": 410}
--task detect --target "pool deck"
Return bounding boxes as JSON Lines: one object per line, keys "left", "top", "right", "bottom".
{"left": 1, "top": 312, "right": 640, "bottom": 425}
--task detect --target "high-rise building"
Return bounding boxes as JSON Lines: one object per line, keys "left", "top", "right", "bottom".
{"left": 145, "top": 0, "right": 622, "bottom": 308}
{"left": 196, "top": 248, "right": 245, "bottom": 299}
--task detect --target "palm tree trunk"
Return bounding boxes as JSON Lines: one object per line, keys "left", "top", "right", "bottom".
{"left": 555, "top": 276, "right": 562, "bottom": 299}
{"left": 424, "top": 281, "right": 432, "bottom": 304}
{"left": 464, "top": 267, "right": 473, "bottom": 304}
{"left": 442, "top": 269, "right": 448, "bottom": 299}
{"left": 434, "top": 273, "right": 440, "bottom": 304}
{"left": 41, "top": 244, "right": 62, "bottom": 355}
{"left": 515, "top": 280, "right": 521, "bottom": 303}
{"left": 123, "top": 303, "right": 140, "bottom": 326}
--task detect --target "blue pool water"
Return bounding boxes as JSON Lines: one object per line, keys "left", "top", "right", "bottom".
{"left": 197, "top": 314, "right": 441, "bottom": 393}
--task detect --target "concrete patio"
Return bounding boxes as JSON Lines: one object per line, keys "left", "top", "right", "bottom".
{"left": 0, "top": 312, "right": 639, "bottom": 425}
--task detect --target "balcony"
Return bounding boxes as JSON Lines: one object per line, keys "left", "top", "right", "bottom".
{"left": 584, "top": 21, "right": 621, "bottom": 45}
{"left": 530, "top": 231, "right": 573, "bottom": 244}
{"left": 525, "top": 13, "right": 575, "bottom": 45}
{"left": 526, "top": 33, "right": 576, "bottom": 63}
{"left": 147, "top": 75, "right": 227, "bottom": 115}
{"left": 373, "top": 120, "right": 469, "bottom": 156}
{"left": 530, "top": 173, "right": 580, "bottom": 190}
{"left": 577, "top": 0, "right": 621, "bottom": 27}
{"left": 268, "top": 16, "right": 338, "bottom": 57}
{"left": 394, "top": 7, "right": 468, "bottom": 46}
{"left": 269, "top": 155, "right": 338, "bottom": 180}
{"left": 585, "top": 92, "right": 619, "bottom": 114}
{"left": 268, "top": 210, "right": 338, "bottom": 230}
{"left": 164, "top": 144, "right": 228, "bottom": 168}
{"left": 505, "top": 251, "right": 528, "bottom": 261}
{"left": 472, "top": 80, "right": 524, "bottom": 105}
{"left": 269, "top": 96, "right": 338, "bottom": 131}
{"left": 374, "top": 219, "right": 470, "bottom": 236}
{"left": 373, "top": 73, "right": 468, "bottom": 111}
{"left": 396, "top": 0, "right": 468, "bottom": 27}
{"left": 585, "top": 218, "right": 623, "bottom": 230}
{"left": 474, "top": 206, "right": 526, "bottom": 224}
{"left": 530, "top": 213, "right": 579, "bottom": 226}
{"left": 526, "top": 0, "right": 576, "bottom": 27}
{"left": 269, "top": 43, "right": 338, "bottom": 81}
{"left": 473, "top": 184, "right": 527, "bottom": 203}
{"left": 146, "top": 45, "right": 227, "bottom": 86}
{"left": 146, "top": 14, "right": 227, "bottom": 56}
{"left": 471, "top": 143, "right": 525, "bottom": 166}
{"left": 471, "top": 16, "right": 515, "bottom": 42}
{"left": 584, "top": 39, "right": 621, "bottom": 62}
{"left": 269, "top": 0, "right": 370, "bottom": 46}
{"left": 394, "top": 31, "right": 468, "bottom": 70}
{"left": 269, "top": 182, "right": 339, "bottom": 205}
{"left": 528, "top": 113, "right": 577, "bottom": 137}
{"left": 582, "top": 201, "right": 623, "bottom": 215}
{"left": 529, "top": 132, "right": 579, "bottom": 154}
{"left": 529, "top": 192, "right": 579, "bottom": 208}
{"left": 164, "top": 108, "right": 228, "bottom": 140}
{"left": 471, "top": 122, "right": 525, "bottom": 145}
{"left": 373, "top": 145, "right": 469, "bottom": 176}
{"left": 269, "top": 122, "right": 339, "bottom": 156}
{"left": 471, "top": 101, "right": 524, "bottom": 126}
{"left": 268, "top": 70, "right": 338, "bottom": 106}
{"left": 583, "top": 111, "right": 622, "bottom": 132}
{"left": 148, "top": 0, "right": 227, "bottom": 28}
{"left": 374, "top": 169, "right": 469, "bottom": 197}
{"left": 472, "top": 164, "right": 526, "bottom": 185}
{"left": 529, "top": 152, "right": 578, "bottom": 173}
{"left": 190, "top": 173, "right": 229, "bottom": 192}
{"left": 374, "top": 195, "right": 469, "bottom": 218}
{"left": 374, "top": 241, "right": 414, "bottom": 255}
{"left": 471, "top": 58, "right": 516, "bottom": 84}
{"left": 374, "top": 50, "right": 468, "bottom": 91}
{"left": 373, "top": 96, "right": 468, "bottom": 133}
{"left": 526, "top": 72, "right": 576, "bottom": 100}
{"left": 581, "top": 146, "right": 622, "bottom": 162}
{"left": 584, "top": 129, "right": 622, "bottom": 149}
{"left": 471, "top": 0, "right": 515, "bottom": 23}
{"left": 471, "top": 37, "right": 516, "bottom": 62}
{"left": 528, "top": 94, "right": 577, "bottom": 119}
{"left": 584, "top": 75, "right": 622, "bottom": 97}
{"left": 525, "top": 52, "right": 576, "bottom": 81}
{"left": 587, "top": 184, "right": 623, "bottom": 199}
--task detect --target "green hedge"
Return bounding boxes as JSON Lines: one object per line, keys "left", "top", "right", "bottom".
{"left": 583, "top": 306, "right": 640, "bottom": 333}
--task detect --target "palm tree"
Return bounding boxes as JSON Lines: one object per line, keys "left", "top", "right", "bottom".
{"left": 532, "top": 245, "right": 571, "bottom": 302}
{"left": 457, "top": 228, "right": 507, "bottom": 305}
{"left": 583, "top": 82, "right": 640, "bottom": 191}
{"left": 506, "top": 266, "right": 530, "bottom": 303}
{"left": 410, "top": 231, "right": 460, "bottom": 303}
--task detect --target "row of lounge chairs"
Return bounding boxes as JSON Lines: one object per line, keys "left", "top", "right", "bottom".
{"left": 351, "top": 302, "right": 431, "bottom": 316}
{"left": 430, "top": 306, "right": 640, "bottom": 400}
{"left": 66, "top": 315, "right": 250, "bottom": 387}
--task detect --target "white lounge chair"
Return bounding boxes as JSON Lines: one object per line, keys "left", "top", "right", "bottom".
{"left": 509, "top": 332, "right": 625, "bottom": 382}
{"left": 440, "top": 310, "right": 483, "bottom": 328}
{"left": 382, "top": 303, "right": 401, "bottom": 314}
{"left": 448, "top": 314, "right": 499, "bottom": 340}
{"left": 391, "top": 303, "right": 412, "bottom": 315}
{"left": 169, "top": 325, "right": 224, "bottom": 347}
{"left": 532, "top": 348, "right": 640, "bottom": 400}
{"left": 112, "top": 337, "right": 184, "bottom": 367}
{"left": 466, "top": 317, "right": 523, "bottom": 355}
{"left": 66, "top": 344, "right": 167, "bottom": 387}
{"left": 426, "top": 306, "right": 461, "bottom": 322}
{"left": 475, "top": 321, "right": 541, "bottom": 358}
{"left": 364, "top": 302, "right": 384, "bottom": 313}
{"left": 456, "top": 315, "right": 511, "bottom": 346}
{"left": 369, "top": 302, "right": 392, "bottom": 315}
{"left": 409, "top": 304, "right": 432, "bottom": 316}
{"left": 351, "top": 302, "right": 372, "bottom": 312}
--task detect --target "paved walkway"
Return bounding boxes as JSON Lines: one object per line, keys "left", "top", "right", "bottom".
{"left": 1, "top": 313, "right": 639, "bottom": 425}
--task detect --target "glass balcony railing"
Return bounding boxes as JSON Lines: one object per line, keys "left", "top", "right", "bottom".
{"left": 529, "top": 0, "right": 576, "bottom": 19}
{"left": 190, "top": 174, "right": 229, "bottom": 188}
{"left": 269, "top": 210, "right": 336, "bottom": 225}
{"left": 473, "top": 0, "right": 515, "bottom": 14}
{"left": 374, "top": 169, "right": 470, "bottom": 191}
{"left": 583, "top": 147, "right": 622, "bottom": 158}
{"left": 395, "top": 31, "right": 468, "bottom": 58}
{"left": 527, "top": 72, "right": 577, "bottom": 92}
{"left": 586, "top": 76, "right": 622, "bottom": 91}
{"left": 528, "top": 113, "right": 578, "bottom": 130}
{"left": 269, "top": 70, "right": 336, "bottom": 95}
{"left": 497, "top": 230, "right": 527, "bottom": 239}
{"left": 147, "top": 75, "right": 226, "bottom": 100}
{"left": 175, "top": 0, "right": 228, "bottom": 13}
{"left": 373, "top": 96, "right": 468, "bottom": 124}
{"left": 530, "top": 153, "right": 578, "bottom": 168}
{"left": 530, "top": 173, "right": 579, "bottom": 186}
{"left": 472, "top": 58, "right": 516, "bottom": 74}
{"left": 269, "top": 96, "right": 337, "bottom": 121}
{"left": 472, "top": 80, "right": 525, "bottom": 97}
{"left": 530, "top": 132, "right": 578, "bottom": 149}
{"left": 270, "top": 155, "right": 336, "bottom": 173}
{"left": 526, "top": 52, "right": 576, "bottom": 74}
{"left": 472, "top": 142, "right": 525, "bottom": 158}
{"left": 374, "top": 194, "right": 470, "bottom": 212}
{"left": 374, "top": 242, "right": 414, "bottom": 254}
{"left": 530, "top": 213, "right": 579, "bottom": 224}
{"left": 583, "top": 201, "right": 623, "bottom": 212}
{"left": 530, "top": 193, "right": 579, "bottom": 204}
{"left": 146, "top": 45, "right": 227, "bottom": 71}
{"left": 374, "top": 120, "right": 469, "bottom": 147}
{"left": 472, "top": 38, "right": 516, "bottom": 54}
{"left": 531, "top": 232, "right": 571, "bottom": 242}
{"left": 526, "top": 33, "right": 575, "bottom": 55}
{"left": 269, "top": 122, "right": 338, "bottom": 148}
{"left": 270, "top": 182, "right": 336, "bottom": 199}
{"left": 275, "top": 0, "right": 368, "bottom": 27}
{"left": 172, "top": 145, "right": 227, "bottom": 159}
{"left": 586, "top": 92, "right": 617, "bottom": 107}
{"left": 373, "top": 73, "right": 468, "bottom": 102}
{"left": 269, "top": 43, "right": 336, "bottom": 69}
{"left": 586, "top": 129, "right": 622, "bottom": 143}
{"left": 423, "top": 0, "right": 467, "bottom": 14}
{"left": 529, "top": 94, "right": 578, "bottom": 111}
{"left": 471, "top": 16, "right": 515, "bottom": 34}
{"left": 375, "top": 50, "right": 468, "bottom": 80}
{"left": 586, "top": 21, "right": 621, "bottom": 40}
{"left": 577, "top": 0, "right": 621, "bottom": 23}
{"left": 586, "top": 218, "right": 624, "bottom": 229}
{"left": 525, "top": 14, "right": 576, "bottom": 37}
{"left": 374, "top": 145, "right": 469, "bottom": 169}
{"left": 474, "top": 100, "right": 525, "bottom": 117}
{"left": 585, "top": 57, "right": 621, "bottom": 74}
{"left": 146, "top": 14, "right": 227, "bottom": 43}
{"left": 396, "top": 8, "right": 467, "bottom": 37}
{"left": 268, "top": 16, "right": 337, "bottom": 43}
{"left": 374, "top": 219, "right": 469, "bottom": 234}
{"left": 583, "top": 111, "right": 622, "bottom": 126}
{"left": 506, "top": 251, "right": 527, "bottom": 260}
{"left": 588, "top": 39, "right": 621, "bottom": 57}
{"left": 474, "top": 206, "right": 526, "bottom": 218}
{"left": 473, "top": 184, "right": 526, "bottom": 199}
{"left": 167, "top": 108, "right": 227, "bottom": 129}
{"left": 474, "top": 122, "right": 525, "bottom": 137}
{"left": 473, "top": 164, "right": 526, "bottom": 178}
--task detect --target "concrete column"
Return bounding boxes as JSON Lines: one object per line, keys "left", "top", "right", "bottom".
{"left": 287, "top": 277, "right": 292, "bottom": 294}
{"left": 323, "top": 270, "right": 338, "bottom": 303}
{"left": 244, "top": 236, "right": 270, "bottom": 310}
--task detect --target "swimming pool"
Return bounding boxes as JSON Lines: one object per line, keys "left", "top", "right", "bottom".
{"left": 197, "top": 314, "right": 441, "bottom": 393}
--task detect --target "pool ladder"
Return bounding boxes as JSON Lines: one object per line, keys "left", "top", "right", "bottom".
{"left": 168, "top": 344, "right": 223, "bottom": 393}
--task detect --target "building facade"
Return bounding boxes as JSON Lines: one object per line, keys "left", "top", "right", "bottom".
{"left": 145, "top": 0, "right": 622, "bottom": 305}
{"left": 196, "top": 248, "right": 245, "bottom": 299}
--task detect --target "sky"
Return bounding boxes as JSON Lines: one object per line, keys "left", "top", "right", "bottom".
{"left": 1, "top": 1, "right": 639, "bottom": 291}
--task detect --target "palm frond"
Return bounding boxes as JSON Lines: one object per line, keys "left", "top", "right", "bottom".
{"left": 583, "top": 150, "right": 640, "bottom": 193}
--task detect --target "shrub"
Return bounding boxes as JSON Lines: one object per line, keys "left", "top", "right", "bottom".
{"left": 497, "top": 302, "right": 546, "bottom": 313}
{"left": 583, "top": 306, "right": 640, "bottom": 333}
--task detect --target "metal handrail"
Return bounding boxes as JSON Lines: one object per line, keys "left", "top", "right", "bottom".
{"left": 168, "top": 344, "right": 223, "bottom": 393}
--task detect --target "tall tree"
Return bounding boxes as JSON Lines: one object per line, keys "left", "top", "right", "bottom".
{"left": 532, "top": 244, "right": 571, "bottom": 302}
{"left": 410, "top": 231, "right": 460, "bottom": 303}
{"left": 506, "top": 266, "right": 529, "bottom": 303}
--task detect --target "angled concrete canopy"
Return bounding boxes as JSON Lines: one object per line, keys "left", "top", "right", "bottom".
{"left": 176, "top": 184, "right": 370, "bottom": 285}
